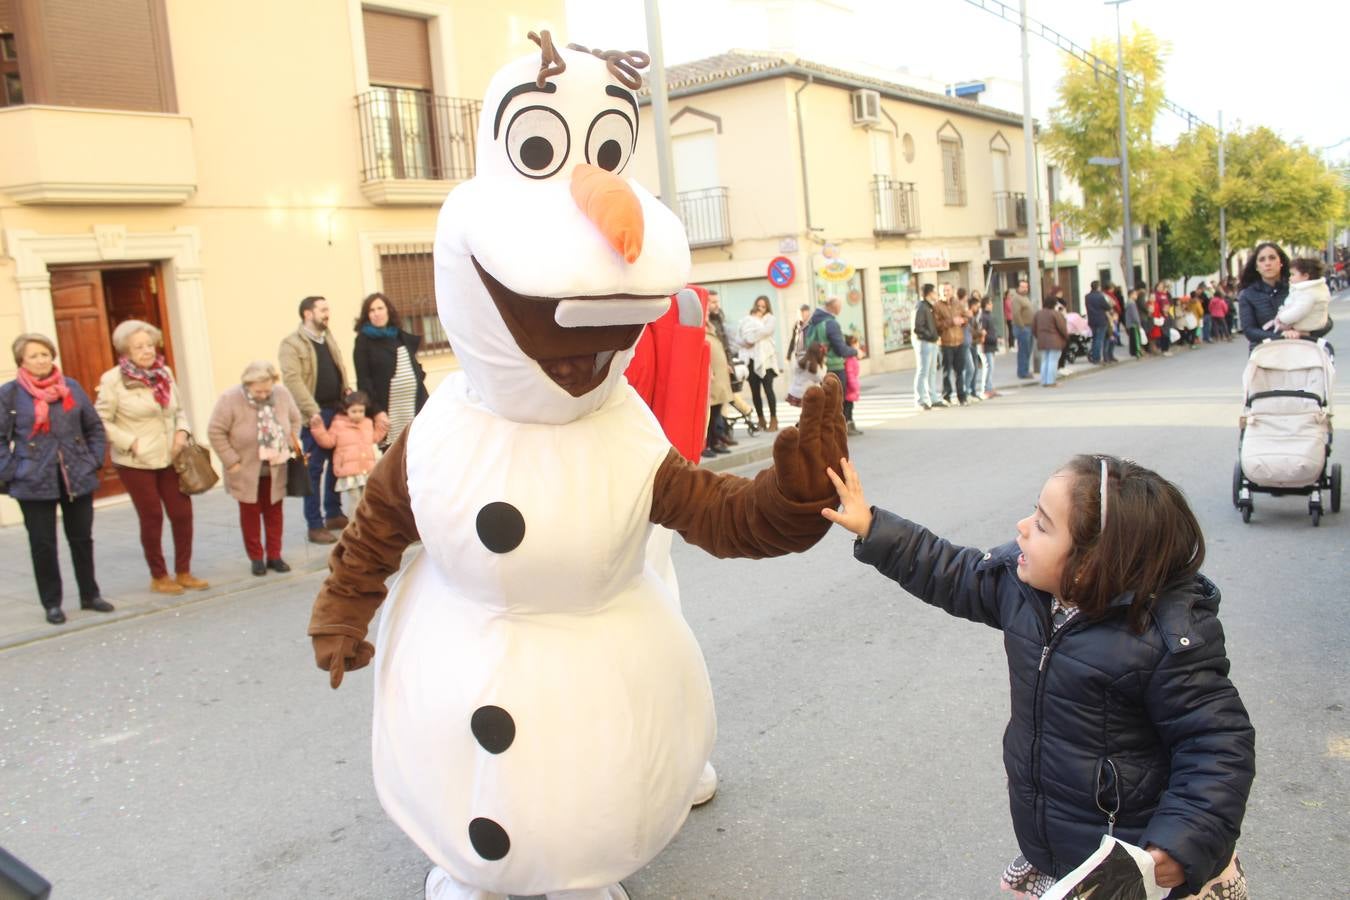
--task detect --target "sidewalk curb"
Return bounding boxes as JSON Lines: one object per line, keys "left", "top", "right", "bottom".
{"left": 0, "top": 555, "right": 331, "bottom": 653}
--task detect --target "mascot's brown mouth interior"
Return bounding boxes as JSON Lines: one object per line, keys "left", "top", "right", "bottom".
{"left": 473, "top": 256, "right": 648, "bottom": 397}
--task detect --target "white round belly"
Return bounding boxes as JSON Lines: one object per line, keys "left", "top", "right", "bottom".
{"left": 372, "top": 550, "right": 716, "bottom": 895}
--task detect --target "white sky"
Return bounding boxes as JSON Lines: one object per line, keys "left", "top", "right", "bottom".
{"left": 565, "top": 0, "right": 1349, "bottom": 164}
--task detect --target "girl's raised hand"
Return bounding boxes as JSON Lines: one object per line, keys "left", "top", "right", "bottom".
{"left": 822, "top": 457, "right": 873, "bottom": 537}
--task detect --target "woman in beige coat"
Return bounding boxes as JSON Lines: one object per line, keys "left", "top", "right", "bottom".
{"left": 208, "top": 361, "right": 303, "bottom": 577}
{"left": 96, "top": 320, "right": 208, "bottom": 595}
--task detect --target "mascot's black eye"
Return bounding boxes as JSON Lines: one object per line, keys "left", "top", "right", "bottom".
{"left": 596, "top": 140, "right": 622, "bottom": 171}
{"left": 505, "top": 106, "right": 569, "bottom": 179}
{"left": 521, "top": 136, "right": 554, "bottom": 170}
{"left": 585, "top": 110, "right": 634, "bottom": 174}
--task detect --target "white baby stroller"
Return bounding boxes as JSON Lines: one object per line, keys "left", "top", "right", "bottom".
{"left": 1233, "top": 339, "right": 1340, "bottom": 525}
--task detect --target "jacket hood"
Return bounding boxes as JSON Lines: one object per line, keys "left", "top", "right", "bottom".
{"left": 807, "top": 307, "right": 834, "bottom": 328}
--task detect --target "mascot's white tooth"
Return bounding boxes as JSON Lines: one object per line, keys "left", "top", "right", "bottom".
{"left": 675, "top": 288, "right": 704, "bottom": 327}
{"left": 593, "top": 350, "right": 615, "bottom": 375}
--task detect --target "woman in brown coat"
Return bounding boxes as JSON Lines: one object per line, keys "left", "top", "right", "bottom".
{"left": 1032, "top": 297, "right": 1069, "bottom": 387}
{"left": 208, "top": 361, "right": 302, "bottom": 576}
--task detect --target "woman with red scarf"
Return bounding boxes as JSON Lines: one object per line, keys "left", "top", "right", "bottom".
{"left": 95, "top": 320, "right": 208, "bottom": 595}
{"left": 1, "top": 333, "right": 109, "bottom": 624}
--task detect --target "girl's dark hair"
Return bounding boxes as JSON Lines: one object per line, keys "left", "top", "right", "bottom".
{"left": 354, "top": 292, "right": 401, "bottom": 332}
{"left": 1059, "top": 454, "right": 1205, "bottom": 632}
{"left": 341, "top": 390, "right": 370, "bottom": 411}
{"left": 1041, "top": 295, "right": 1058, "bottom": 309}
{"left": 799, "top": 341, "right": 826, "bottom": 374}
{"left": 1238, "top": 242, "right": 1290, "bottom": 290}
{"left": 753, "top": 294, "right": 773, "bottom": 314}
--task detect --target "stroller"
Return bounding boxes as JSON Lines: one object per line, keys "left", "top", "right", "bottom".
{"left": 1062, "top": 312, "right": 1093, "bottom": 365}
{"left": 1233, "top": 339, "right": 1341, "bottom": 525}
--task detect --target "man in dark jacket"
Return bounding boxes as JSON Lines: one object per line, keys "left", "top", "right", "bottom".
{"left": 1085, "top": 281, "right": 1114, "bottom": 364}
{"left": 912, "top": 284, "right": 940, "bottom": 410}
{"left": 805, "top": 298, "right": 858, "bottom": 380}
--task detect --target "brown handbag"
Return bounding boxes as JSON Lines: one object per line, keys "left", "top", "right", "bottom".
{"left": 173, "top": 434, "right": 219, "bottom": 495}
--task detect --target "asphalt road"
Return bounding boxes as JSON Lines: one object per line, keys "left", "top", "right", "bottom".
{"left": 2, "top": 338, "right": 1346, "bottom": 899}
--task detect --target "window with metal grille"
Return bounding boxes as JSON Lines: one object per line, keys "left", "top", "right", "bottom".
{"left": 940, "top": 138, "right": 966, "bottom": 206}
{"left": 377, "top": 244, "right": 451, "bottom": 355}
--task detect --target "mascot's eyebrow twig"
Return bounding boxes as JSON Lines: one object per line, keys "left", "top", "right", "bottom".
{"left": 526, "top": 29, "right": 651, "bottom": 91}
{"left": 527, "top": 30, "right": 566, "bottom": 88}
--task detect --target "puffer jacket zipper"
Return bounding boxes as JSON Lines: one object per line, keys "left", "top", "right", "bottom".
{"left": 1029, "top": 603, "right": 1090, "bottom": 874}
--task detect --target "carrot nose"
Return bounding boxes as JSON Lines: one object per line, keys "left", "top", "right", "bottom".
{"left": 571, "top": 163, "right": 644, "bottom": 263}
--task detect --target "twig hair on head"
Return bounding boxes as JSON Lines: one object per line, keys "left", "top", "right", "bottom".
{"left": 528, "top": 30, "right": 566, "bottom": 88}
{"left": 565, "top": 42, "right": 651, "bottom": 90}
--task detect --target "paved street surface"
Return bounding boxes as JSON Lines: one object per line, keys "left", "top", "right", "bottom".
{"left": 3, "top": 325, "right": 1348, "bottom": 897}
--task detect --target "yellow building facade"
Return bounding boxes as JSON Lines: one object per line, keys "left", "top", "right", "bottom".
{"left": 630, "top": 53, "right": 1039, "bottom": 374}
{"left": 0, "top": 0, "right": 562, "bottom": 520}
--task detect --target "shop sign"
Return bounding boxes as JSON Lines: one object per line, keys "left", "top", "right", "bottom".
{"left": 911, "top": 248, "right": 950, "bottom": 273}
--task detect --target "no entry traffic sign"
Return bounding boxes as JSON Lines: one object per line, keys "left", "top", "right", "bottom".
{"left": 767, "top": 256, "right": 796, "bottom": 288}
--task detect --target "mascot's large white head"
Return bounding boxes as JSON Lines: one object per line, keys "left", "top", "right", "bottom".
{"left": 433, "top": 32, "right": 692, "bottom": 425}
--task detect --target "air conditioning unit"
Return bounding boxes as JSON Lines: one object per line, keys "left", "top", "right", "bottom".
{"left": 850, "top": 89, "right": 881, "bottom": 126}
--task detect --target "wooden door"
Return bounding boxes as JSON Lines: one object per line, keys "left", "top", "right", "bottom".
{"left": 102, "top": 265, "right": 174, "bottom": 370}
{"left": 50, "top": 268, "right": 122, "bottom": 497}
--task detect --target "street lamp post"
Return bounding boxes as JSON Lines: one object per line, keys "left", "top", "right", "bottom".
{"left": 643, "top": 0, "right": 678, "bottom": 212}
{"left": 1019, "top": 0, "right": 1042, "bottom": 309}
{"left": 1105, "top": 0, "right": 1133, "bottom": 290}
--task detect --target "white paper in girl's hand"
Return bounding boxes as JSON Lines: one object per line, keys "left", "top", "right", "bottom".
{"left": 1040, "top": 835, "right": 1166, "bottom": 900}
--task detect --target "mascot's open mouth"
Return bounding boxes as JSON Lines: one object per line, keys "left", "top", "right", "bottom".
{"left": 473, "top": 257, "right": 656, "bottom": 397}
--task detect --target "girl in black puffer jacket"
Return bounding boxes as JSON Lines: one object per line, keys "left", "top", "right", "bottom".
{"left": 823, "top": 454, "right": 1254, "bottom": 899}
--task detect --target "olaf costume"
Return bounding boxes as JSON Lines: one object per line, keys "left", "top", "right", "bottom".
{"left": 309, "top": 34, "right": 848, "bottom": 900}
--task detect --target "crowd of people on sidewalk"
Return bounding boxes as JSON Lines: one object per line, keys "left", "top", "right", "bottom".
{"left": 2, "top": 238, "right": 1340, "bottom": 626}
{"left": 0, "top": 292, "right": 430, "bottom": 626}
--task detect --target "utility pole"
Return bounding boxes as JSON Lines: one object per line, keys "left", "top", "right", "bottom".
{"left": 1218, "top": 110, "right": 1227, "bottom": 281}
{"left": 1106, "top": 0, "right": 1133, "bottom": 289}
{"left": 643, "top": 0, "right": 678, "bottom": 212}
{"left": 1019, "top": 0, "right": 1042, "bottom": 307}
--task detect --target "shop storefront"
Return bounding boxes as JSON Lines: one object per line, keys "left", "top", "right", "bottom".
{"left": 812, "top": 265, "right": 869, "bottom": 358}
{"left": 879, "top": 266, "right": 917, "bottom": 352}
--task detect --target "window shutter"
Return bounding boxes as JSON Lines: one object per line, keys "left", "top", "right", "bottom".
{"left": 941, "top": 139, "right": 966, "bottom": 206}
{"left": 0, "top": 0, "right": 14, "bottom": 31}
{"left": 41, "top": 0, "right": 174, "bottom": 112}
{"left": 379, "top": 245, "right": 449, "bottom": 353}
{"left": 363, "top": 9, "right": 432, "bottom": 90}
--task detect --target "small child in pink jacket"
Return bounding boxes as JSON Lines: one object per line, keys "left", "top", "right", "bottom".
{"left": 309, "top": 391, "right": 388, "bottom": 505}
{"left": 843, "top": 334, "right": 862, "bottom": 436}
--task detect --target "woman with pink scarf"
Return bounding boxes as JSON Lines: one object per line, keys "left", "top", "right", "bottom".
{"left": 0, "top": 333, "right": 109, "bottom": 625}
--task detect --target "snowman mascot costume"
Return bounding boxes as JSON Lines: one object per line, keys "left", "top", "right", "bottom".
{"left": 309, "top": 32, "right": 849, "bottom": 900}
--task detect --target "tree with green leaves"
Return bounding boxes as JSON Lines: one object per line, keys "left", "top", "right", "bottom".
{"left": 1160, "top": 126, "right": 1346, "bottom": 278}
{"left": 1043, "top": 26, "right": 1200, "bottom": 285}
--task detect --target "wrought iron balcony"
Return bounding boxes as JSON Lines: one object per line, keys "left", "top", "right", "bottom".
{"left": 871, "top": 176, "right": 920, "bottom": 236}
{"left": 678, "top": 186, "right": 732, "bottom": 249}
{"left": 357, "top": 89, "right": 480, "bottom": 201}
{"left": 993, "top": 191, "right": 1027, "bottom": 236}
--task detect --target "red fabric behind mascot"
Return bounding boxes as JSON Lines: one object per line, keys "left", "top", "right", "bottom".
{"left": 625, "top": 285, "right": 710, "bottom": 463}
